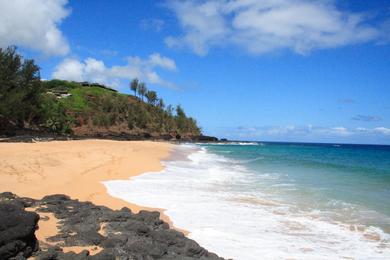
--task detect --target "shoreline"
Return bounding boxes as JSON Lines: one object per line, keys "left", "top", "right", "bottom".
{"left": 0, "top": 139, "right": 187, "bottom": 237}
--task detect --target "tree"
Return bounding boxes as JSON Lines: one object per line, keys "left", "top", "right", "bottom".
{"left": 175, "top": 105, "right": 186, "bottom": 132}
{"left": 0, "top": 46, "right": 42, "bottom": 128}
{"left": 130, "top": 78, "right": 138, "bottom": 97}
{"left": 145, "top": 90, "right": 157, "bottom": 105}
{"left": 166, "top": 105, "right": 174, "bottom": 116}
{"left": 138, "top": 82, "right": 147, "bottom": 101}
{"left": 158, "top": 98, "right": 164, "bottom": 109}
{"left": 176, "top": 105, "right": 186, "bottom": 118}
{"left": 0, "top": 47, "right": 203, "bottom": 137}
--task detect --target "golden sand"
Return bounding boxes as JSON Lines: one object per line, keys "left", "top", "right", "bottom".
{"left": 0, "top": 140, "right": 186, "bottom": 243}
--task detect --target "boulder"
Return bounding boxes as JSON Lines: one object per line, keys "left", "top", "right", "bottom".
{"left": 0, "top": 202, "right": 39, "bottom": 259}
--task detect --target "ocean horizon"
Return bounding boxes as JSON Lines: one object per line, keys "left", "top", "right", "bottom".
{"left": 104, "top": 141, "right": 390, "bottom": 260}
{"left": 217, "top": 140, "right": 390, "bottom": 147}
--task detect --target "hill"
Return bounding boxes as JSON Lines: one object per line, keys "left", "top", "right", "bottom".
{"left": 40, "top": 79, "right": 201, "bottom": 139}
{"left": 0, "top": 46, "right": 204, "bottom": 140}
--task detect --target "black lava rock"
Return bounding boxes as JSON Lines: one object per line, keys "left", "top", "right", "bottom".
{"left": 0, "top": 192, "right": 224, "bottom": 260}
{"left": 0, "top": 199, "right": 39, "bottom": 259}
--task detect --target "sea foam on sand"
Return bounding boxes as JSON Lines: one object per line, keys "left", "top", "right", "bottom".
{"left": 103, "top": 144, "right": 390, "bottom": 260}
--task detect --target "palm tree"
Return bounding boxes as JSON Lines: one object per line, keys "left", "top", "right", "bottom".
{"left": 130, "top": 78, "right": 139, "bottom": 97}
{"left": 145, "top": 90, "right": 157, "bottom": 105}
{"left": 138, "top": 82, "right": 147, "bottom": 101}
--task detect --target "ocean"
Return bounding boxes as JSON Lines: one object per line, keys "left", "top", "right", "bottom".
{"left": 104, "top": 142, "right": 390, "bottom": 260}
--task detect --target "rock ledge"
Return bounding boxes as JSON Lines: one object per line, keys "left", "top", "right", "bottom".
{"left": 0, "top": 192, "right": 224, "bottom": 260}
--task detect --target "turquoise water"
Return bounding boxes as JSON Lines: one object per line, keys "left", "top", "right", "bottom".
{"left": 105, "top": 142, "right": 390, "bottom": 259}
{"left": 204, "top": 142, "right": 390, "bottom": 232}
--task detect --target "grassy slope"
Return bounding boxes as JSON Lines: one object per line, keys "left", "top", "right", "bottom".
{"left": 41, "top": 80, "right": 201, "bottom": 137}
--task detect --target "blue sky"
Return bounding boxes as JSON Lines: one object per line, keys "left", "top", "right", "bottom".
{"left": 1, "top": 0, "right": 390, "bottom": 144}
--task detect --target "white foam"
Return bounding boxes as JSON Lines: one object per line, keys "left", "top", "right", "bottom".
{"left": 195, "top": 142, "right": 259, "bottom": 146}
{"left": 103, "top": 145, "right": 390, "bottom": 260}
{"left": 237, "top": 156, "right": 264, "bottom": 164}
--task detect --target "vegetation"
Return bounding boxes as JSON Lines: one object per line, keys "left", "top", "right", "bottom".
{"left": 0, "top": 46, "right": 42, "bottom": 129}
{"left": 0, "top": 46, "right": 201, "bottom": 138}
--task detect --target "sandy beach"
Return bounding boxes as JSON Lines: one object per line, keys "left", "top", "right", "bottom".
{"left": 0, "top": 139, "right": 181, "bottom": 244}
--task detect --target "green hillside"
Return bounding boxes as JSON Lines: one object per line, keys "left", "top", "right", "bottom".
{"left": 0, "top": 46, "right": 201, "bottom": 139}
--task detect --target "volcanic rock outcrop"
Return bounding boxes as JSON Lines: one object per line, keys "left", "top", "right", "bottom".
{"left": 0, "top": 192, "right": 224, "bottom": 260}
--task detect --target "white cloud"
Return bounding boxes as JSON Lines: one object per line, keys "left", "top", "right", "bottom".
{"left": 52, "top": 58, "right": 84, "bottom": 81}
{"left": 356, "top": 127, "right": 368, "bottom": 132}
{"left": 52, "top": 53, "right": 177, "bottom": 88}
{"left": 0, "top": 0, "right": 70, "bottom": 56}
{"left": 166, "top": 0, "right": 381, "bottom": 55}
{"left": 165, "top": 0, "right": 229, "bottom": 55}
{"left": 327, "top": 127, "right": 352, "bottom": 136}
{"left": 351, "top": 127, "right": 390, "bottom": 136}
{"left": 235, "top": 125, "right": 390, "bottom": 139}
{"left": 236, "top": 125, "right": 306, "bottom": 138}
{"left": 148, "top": 53, "right": 177, "bottom": 71}
{"left": 374, "top": 127, "right": 390, "bottom": 135}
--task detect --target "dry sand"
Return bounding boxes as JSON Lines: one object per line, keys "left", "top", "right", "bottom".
{"left": 0, "top": 140, "right": 186, "bottom": 241}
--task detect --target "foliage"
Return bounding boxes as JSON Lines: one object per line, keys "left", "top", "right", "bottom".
{"left": 145, "top": 90, "right": 157, "bottom": 105}
{"left": 0, "top": 46, "right": 201, "bottom": 137}
{"left": 138, "top": 82, "right": 147, "bottom": 101}
{"left": 42, "top": 79, "right": 80, "bottom": 90}
{"left": 39, "top": 94, "right": 73, "bottom": 134}
{"left": 130, "top": 78, "right": 139, "bottom": 97}
{"left": 41, "top": 80, "right": 201, "bottom": 135}
{"left": 0, "top": 46, "right": 42, "bottom": 128}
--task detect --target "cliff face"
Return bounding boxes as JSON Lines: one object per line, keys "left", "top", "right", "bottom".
{"left": 0, "top": 192, "right": 224, "bottom": 260}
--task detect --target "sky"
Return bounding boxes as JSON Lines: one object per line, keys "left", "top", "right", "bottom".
{"left": 1, "top": 0, "right": 390, "bottom": 144}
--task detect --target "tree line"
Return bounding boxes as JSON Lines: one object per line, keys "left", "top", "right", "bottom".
{"left": 130, "top": 78, "right": 163, "bottom": 107}
{"left": 127, "top": 78, "right": 200, "bottom": 135}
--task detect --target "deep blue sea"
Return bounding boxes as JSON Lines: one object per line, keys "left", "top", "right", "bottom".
{"left": 105, "top": 142, "right": 390, "bottom": 260}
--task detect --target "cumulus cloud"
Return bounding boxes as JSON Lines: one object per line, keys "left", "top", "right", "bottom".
{"left": 142, "top": 53, "right": 177, "bottom": 71}
{"left": 52, "top": 53, "right": 177, "bottom": 88}
{"left": 166, "top": 0, "right": 381, "bottom": 55}
{"left": 0, "top": 0, "right": 70, "bottom": 56}
{"left": 352, "top": 115, "right": 382, "bottom": 122}
{"left": 52, "top": 58, "right": 85, "bottom": 82}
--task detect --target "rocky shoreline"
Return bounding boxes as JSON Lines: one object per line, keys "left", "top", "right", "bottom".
{"left": 0, "top": 192, "right": 224, "bottom": 260}
{"left": 0, "top": 130, "right": 221, "bottom": 143}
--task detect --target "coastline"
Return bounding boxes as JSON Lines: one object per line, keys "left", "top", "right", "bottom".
{"left": 0, "top": 139, "right": 186, "bottom": 235}
{"left": 104, "top": 142, "right": 390, "bottom": 259}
